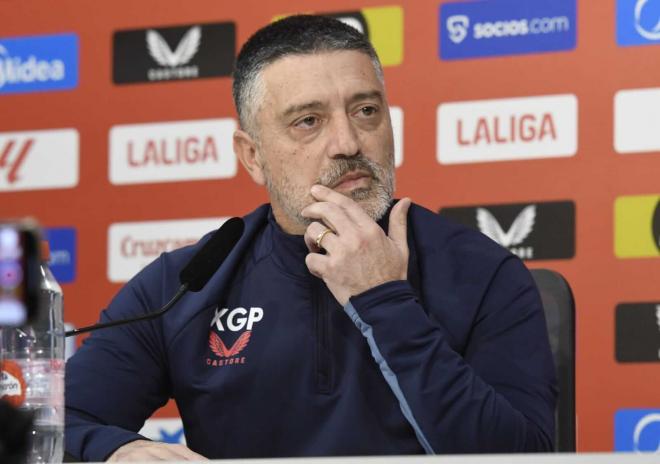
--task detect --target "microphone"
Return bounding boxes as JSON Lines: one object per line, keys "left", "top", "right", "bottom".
{"left": 65, "top": 217, "right": 244, "bottom": 337}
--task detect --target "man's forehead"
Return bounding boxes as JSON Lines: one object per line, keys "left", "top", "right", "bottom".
{"left": 259, "top": 50, "right": 384, "bottom": 107}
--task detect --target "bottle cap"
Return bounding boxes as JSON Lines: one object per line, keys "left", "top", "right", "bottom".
{"left": 40, "top": 240, "right": 50, "bottom": 262}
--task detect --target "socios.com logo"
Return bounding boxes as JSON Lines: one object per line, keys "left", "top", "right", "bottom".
{"left": 0, "top": 33, "right": 78, "bottom": 95}
{"left": 617, "top": 0, "right": 660, "bottom": 46}
{"left": 439, "top": 0, "right": 576, "bottom": 60}
{"left": 446, "top": 15, "right": 470, "bottom": 44}
{"left": 615, "top": 409, "right": 660, "bottom": 452}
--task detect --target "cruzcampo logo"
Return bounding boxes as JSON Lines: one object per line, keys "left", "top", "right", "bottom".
{"left": 273, "top": 6, "right": 403, "bottom": 66}
{"left": 614, "top": 194, "right": 660, "bottom": 258}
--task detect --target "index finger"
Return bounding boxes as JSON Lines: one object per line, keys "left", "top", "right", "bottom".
{"left": 308, "top": 184, "right": 374, "bottom": 227}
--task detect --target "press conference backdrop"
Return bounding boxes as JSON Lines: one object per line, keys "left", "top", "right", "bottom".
{"left": 1, "top": 0, "right": 659, "bottom": 453}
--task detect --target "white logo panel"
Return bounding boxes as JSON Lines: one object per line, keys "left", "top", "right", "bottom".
{"left": 0, "top": 128, "right": 78, "bottom": 191}
{"left": 437, "top": 94, "right": 577, "bottom": 164}
{"left": 615, "top": 87, "right": 660, "bottom": 154}
{"left": 139, "top": 418, "right": 186, "bottom": 445}
{"left": 109, "top": 118, "right": 237, "bottom": 185}
{"left": 390, "top": 106, "right": 404, "bottom": 168}
{"left": 108, "top": 217, "right": 227, "bottom": 282}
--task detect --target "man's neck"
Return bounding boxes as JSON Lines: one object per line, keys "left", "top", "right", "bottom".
{"left": 270, "top": 204, "right": 306, "bottom": 235}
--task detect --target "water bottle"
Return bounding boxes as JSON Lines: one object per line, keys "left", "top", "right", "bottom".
{"left": 0, "top": 240, "right": 65, "bottom": 463}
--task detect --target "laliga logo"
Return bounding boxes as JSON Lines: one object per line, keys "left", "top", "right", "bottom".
{"left": 0, "top": 138, "right": 34, "bottom": 184}
{"left": 0, "top": 44, "right": 65, "bottom": 89}
{"left": 633, "top": 413, "right": 660, "bottom": 452}
{"left": 635, "top": 0, "right": 660, "bottom": 40}
{"left": 447, "top": 15, "right": 470, "bottom": 44}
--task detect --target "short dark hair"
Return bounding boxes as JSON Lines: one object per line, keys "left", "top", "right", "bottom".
{"left": 232, "top": 15, "right": 383, "bottom": 135}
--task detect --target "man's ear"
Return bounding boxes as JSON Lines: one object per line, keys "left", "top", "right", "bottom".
{"left": 233, "top": 129, "right": 266, "bottom": 186}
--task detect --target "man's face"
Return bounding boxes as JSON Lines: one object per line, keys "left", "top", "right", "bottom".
{"left": 246, "top": 50, "right": 395, "bottom": 233}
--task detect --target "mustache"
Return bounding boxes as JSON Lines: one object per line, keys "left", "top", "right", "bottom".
{"left": 316, "top": 155, "right": 379, "bottom": 188}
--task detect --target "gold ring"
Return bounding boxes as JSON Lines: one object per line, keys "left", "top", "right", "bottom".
{"left": 314, "top": 228, "right": 333, "bottom": 249}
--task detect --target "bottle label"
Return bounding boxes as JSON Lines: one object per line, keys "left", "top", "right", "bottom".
{"left": 0, "top": 360, "right": 27, "bottom": 407}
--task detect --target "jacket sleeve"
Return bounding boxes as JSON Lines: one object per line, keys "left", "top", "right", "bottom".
{"left": 344, "top": 256, "right": 557, "bottom": 454}
{"left": 65, "top": 255, "right": 172, "bottom": 462}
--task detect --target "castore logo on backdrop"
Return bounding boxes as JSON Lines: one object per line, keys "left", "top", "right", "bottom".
{"left": 113, "top": 22, "right": 235, "bottom": 84}
{"left": 146, "top": 26, "right": 201, "bottom": 81}
{"left": 476, "top": 205, "right": 536, "bottom": 258}
{"left": 0, "top": 33, "right": 78, "bottom": 95}
{"left": 439, "top": 201, "right": 575, "bottom": 261}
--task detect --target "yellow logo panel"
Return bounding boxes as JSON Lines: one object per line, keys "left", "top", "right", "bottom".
{"left": 273, "top": 6, "right": 404, "bottom": 67}
{"left": 614, "top": 194, "right": 660, "bottom": 258}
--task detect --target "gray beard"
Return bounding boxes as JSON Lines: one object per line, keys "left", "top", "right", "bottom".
{"left": 264, "top": 153, "right": 395, "bottom": 228}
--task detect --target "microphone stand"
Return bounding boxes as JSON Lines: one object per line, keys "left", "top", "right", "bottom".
{"left": 64, "top": 284, "right": 189, "bottom": 337}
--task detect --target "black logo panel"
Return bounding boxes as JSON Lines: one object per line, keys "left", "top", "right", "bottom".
{"left": 439, "top": 200, "right": 575, "bottom": 261}
{"left": 113, "top": 22, "right": 235, "bottom": 84}
{"left": 616, "top": 303, "right": 660, "bottom": 363}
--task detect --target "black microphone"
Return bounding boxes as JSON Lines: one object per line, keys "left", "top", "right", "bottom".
{"left": 65, "top": 217, "right": 244, "bottom": 337}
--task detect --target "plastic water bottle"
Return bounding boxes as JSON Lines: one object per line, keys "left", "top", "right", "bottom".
{"left": 0, "top": 241, "right": 65, "bottom": 463}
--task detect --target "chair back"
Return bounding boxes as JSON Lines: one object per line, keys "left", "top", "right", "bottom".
{"left": 530, "top": 268, "right": 576, "bottom": 452}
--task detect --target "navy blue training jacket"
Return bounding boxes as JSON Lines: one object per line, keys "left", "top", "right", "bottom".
{"left": 65, "top": 203, "right": 557, "bottom": 461}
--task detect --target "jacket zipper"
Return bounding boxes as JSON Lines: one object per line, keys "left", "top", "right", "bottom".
{"left": 313, "top": 278, "right": 332, "bottom": 394}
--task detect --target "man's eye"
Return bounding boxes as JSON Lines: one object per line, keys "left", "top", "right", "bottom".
{"left": 358, "top": 106, "right": 378, "bottom": 117}
{"left": 295, "top": 116, "right": 319, "bottom": 128}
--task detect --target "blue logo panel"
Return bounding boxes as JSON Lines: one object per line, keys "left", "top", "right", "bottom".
{"left": 0, "top": 33, "right": 79, "bottom": 95}
{"left": 44, "top": 227, "right": 76, "bottom": 284}
{"left": 615, "top": 409, "right": 660, "bottom": 452}
{"left": 617, "top": 0, "right": 660, "bottom": 46}
{"left": 439, "top": 0, "right": 577, "bottom": 60}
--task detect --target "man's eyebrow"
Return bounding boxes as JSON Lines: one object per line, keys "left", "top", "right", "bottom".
{"left": 347, "top": 90, "right": 384, "bottom": 105}
{"left": 281, "top": 100, "right": 326, "bottom": 118}
{"left": 280, "top": 91, "right": 384, "bottom": 119}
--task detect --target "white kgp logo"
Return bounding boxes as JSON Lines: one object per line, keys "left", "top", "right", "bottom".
{"left": 447, "top": 15, "right": 470, "bottom": 44}
{"left": 210, "top": 307, "right": 263, "bottom": 332}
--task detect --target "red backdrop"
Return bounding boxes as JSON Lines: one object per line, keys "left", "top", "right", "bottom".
{"left": 1, "top": 0, "right": 660, "bottom": 452}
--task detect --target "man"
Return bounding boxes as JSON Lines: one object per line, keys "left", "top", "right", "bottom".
{"left": 65, "top": 15, "right": 557, "bottom": 461}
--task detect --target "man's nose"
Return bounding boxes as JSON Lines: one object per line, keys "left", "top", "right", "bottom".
{"left": 327, "top": 113, "right": 360, "bottom": 158}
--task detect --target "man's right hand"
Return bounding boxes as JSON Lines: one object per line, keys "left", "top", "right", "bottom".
{"left": 107, "top": 440, "right": 208, "bottom": 461}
